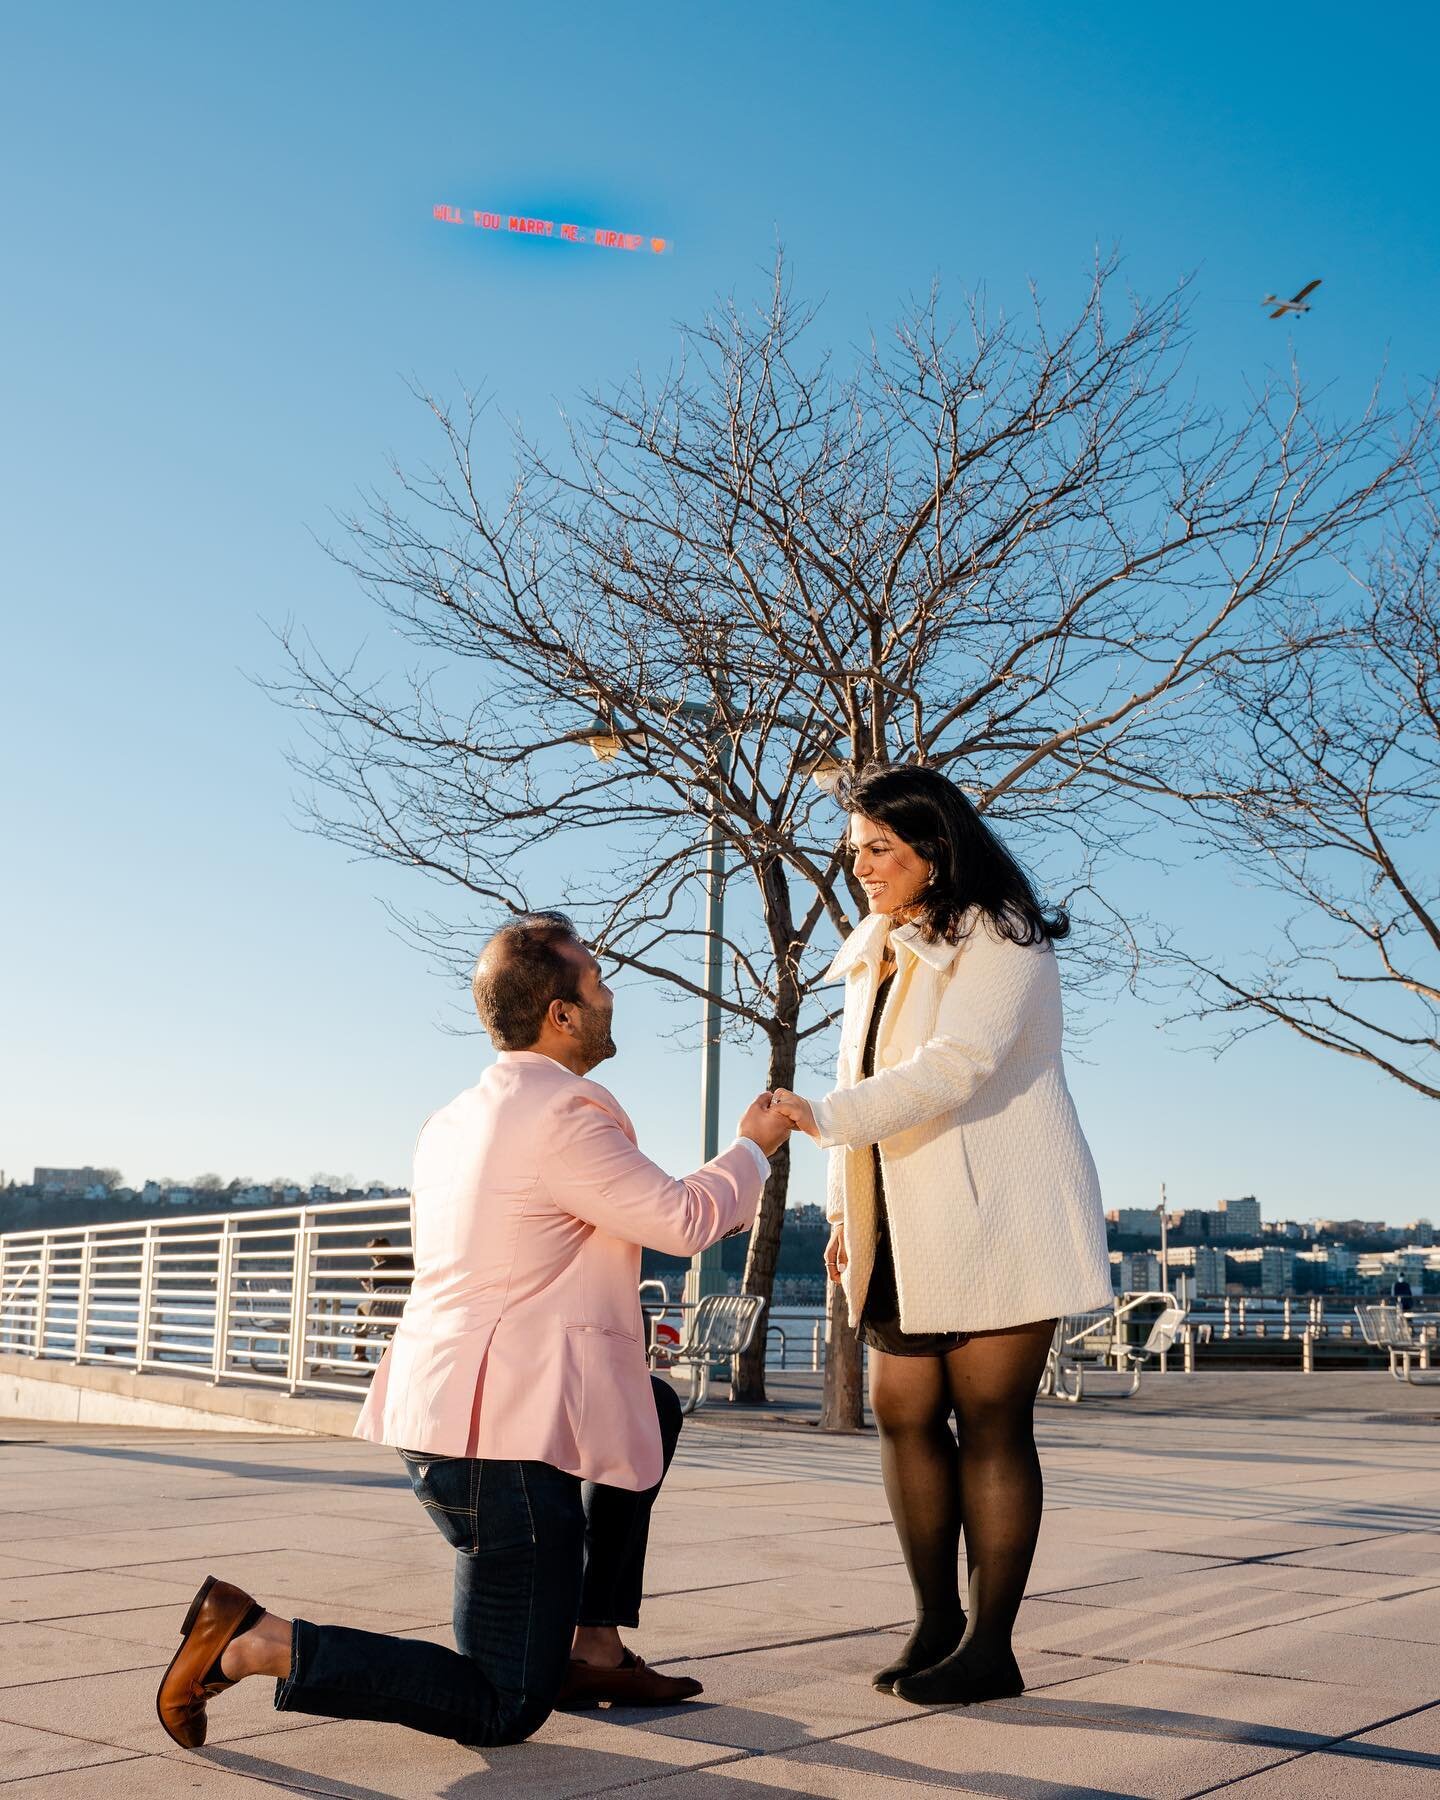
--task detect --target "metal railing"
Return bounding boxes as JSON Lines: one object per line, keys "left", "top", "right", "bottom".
{"left": 7, "top": 1201, "right": 1431, "bottom": 1403}
{"left": 0, "top": 1199, "right": 414, "bottom": 1399}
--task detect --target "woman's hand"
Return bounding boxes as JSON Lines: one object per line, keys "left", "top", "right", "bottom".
{"left": 824, "top": 1221, "right": 848, "bottom": 1284}
{"left": 772, "top": 1089, "right": 820, "bottom": 1141}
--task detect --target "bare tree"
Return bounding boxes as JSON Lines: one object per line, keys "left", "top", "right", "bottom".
{"left": 274, "top": 256, "right": 1429, "bottom": 1426}
{"left": 1159, "top": 480, "right": 1440, "bottom": 1100}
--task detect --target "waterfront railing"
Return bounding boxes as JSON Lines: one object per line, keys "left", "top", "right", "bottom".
{"left": 2, "top": 1202, "right": 1433, "bottom": 1398}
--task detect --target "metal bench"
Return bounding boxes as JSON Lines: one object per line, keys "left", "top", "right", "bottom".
{"left": 647, "top": 1292, "right": 766, "bottom": 1413}
{"left": 1044, "top": 1292, "right": 1188, "bottom": 1403}
{"left": 1355, "top": 1303, "right": 1440, "bottom": 1383}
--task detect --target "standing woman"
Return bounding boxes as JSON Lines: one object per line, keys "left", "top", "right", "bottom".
{"left": 774, "top": 765, "right": 1111, "bottom": 1706}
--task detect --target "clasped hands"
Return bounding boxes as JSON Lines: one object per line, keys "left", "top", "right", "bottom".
{"left": 737, "top": 1089, "right": 820, "bottom": 1157}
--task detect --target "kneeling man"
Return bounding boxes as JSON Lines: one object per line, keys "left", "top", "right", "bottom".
{"left": 157, "top": 911, "right": 787, "bottom": 1748}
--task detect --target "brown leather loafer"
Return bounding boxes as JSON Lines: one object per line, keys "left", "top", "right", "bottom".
{"left": 155, "top": 1575, "right": 264, "bottom": 1747}
{"left": 554, "top": 1649, "right": 703, "bottom": 1709}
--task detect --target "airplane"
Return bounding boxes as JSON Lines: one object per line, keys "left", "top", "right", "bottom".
{"left": 1263, "top": 279, "right": 1322, "bottom": 319}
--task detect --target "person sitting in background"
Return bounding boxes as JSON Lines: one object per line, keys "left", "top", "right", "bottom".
{"left": 157, "top": 910, "right": 789, "bottom": 1751}
{"left": 351, "top": 1235, "right": 414, "bottom": 1363}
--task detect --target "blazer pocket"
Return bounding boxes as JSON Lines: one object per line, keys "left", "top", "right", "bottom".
{"left": 564, "top": 1321, "right": 641, "bottom": 1344}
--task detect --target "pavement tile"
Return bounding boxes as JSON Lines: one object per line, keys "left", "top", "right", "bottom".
{"left": 1271, "top": 1534, "right": 1440, "bottom": 1578}
{"left": 5, "top": 1513, "right": 436, "bottom": 1573}
{"left": 42, "top": 1598, "right": 444, "bottom": 1653}
{"left": 0, "top": 1663, "right": 318, "bottom": 1754}
{"left": 1007, "top": 1662, "right": 1400, "bottom": 1745}
{"left": 0, "top": 1719, "right": 142, "bottom": 1784}
{"left": 0, "top": 1620, "right": 168, "bottom": 1686}
{"left": 200, "top": 1717, "right": 740, "bottom": 1797}
{"left": 1153, "top": 1620, "right": 1440, "bottom": 1695}
{"left": 1303, "top": 1585, "right": 1440, "bottom": 1646}
{"left": 619, "top": 1753, "right": 986, "bottom": 1795}
{"left": 777, "top": 1709, "right": 1283, "bottom": 1798}
{"left": 1, "top": 1753, "right": 302, "bottom": 1795}
{"left": 1205, "top": 1748, "right": 1437, "bottom": 1796}
{"left": 0, "top": 1568, "right": 203, "bottom": 1625}
{"left": 1334, "top": 1696, "right": 1440, "bottom": 1762}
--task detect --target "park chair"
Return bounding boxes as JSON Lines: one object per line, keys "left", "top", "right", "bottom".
{"left": 1045, "top": 1293, "right": 1187, "bottom": 1403}
{"left": 647, "top": 1292, "right": 766, "bottom": 1413}
{"left": 1355, "top": 1303, "right": 1440, "bottom": 1384}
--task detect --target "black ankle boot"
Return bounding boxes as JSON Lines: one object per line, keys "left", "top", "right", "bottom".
{"left": 872, "top": 1617, "right": 966, "bottom": 1693}
{"left": 893, "top": 1644, "right": 1023, "bottom": 1706}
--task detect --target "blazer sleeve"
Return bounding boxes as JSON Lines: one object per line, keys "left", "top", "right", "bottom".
{"left": 812, "top": 927, "right": 1052, "bottom": 1150}
{"left": 543, "top": 1086, "right": 766, "bottom": 1255}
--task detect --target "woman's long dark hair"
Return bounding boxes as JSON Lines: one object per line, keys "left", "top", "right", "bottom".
{"left": 845, "top": 764, "right": 1069, "bottom": 947}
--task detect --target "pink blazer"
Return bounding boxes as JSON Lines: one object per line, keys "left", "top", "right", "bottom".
{"left": 354, "top": 1051, "right": 765, "bottom": 1490}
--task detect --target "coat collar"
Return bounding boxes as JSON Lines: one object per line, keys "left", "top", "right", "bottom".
{"left": 822, "top": 913, "right": 965, "bottom": 982}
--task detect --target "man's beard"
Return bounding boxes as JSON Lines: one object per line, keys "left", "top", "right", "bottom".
{"left": 576, "top": 1003, "right": 617, "bottom": 1070}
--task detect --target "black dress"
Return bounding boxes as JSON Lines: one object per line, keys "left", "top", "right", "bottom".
{"left": 857, "top": 968, "right": 971, "bottom": 1357}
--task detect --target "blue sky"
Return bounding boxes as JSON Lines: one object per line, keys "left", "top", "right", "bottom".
{"left": 2, "top": 2, "right": 1436, "bottom": 1222}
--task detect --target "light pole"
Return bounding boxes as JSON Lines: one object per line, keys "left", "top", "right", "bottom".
{"left": 579, "top": 702, "right": 844, "bottom": 1307}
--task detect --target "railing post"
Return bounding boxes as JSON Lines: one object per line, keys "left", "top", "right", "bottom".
{"left": 213, "top": 1221, "right": 236, "bottom": 1384}
{"left": 1302, "top": 1327, "right": 1315, "bottom": 1373}
{"left": 34, "top": 1238, "right": 52, "bottom": 1357}
{"left": 811, "top": 1321, "right": 821, "bottom": 1372}
{"left": 286, "top": 1212, "right": 313, "bottom": 1393}
{"left": 1223, "top": 1297, "right": 1231, "bottom": 1340}
{"left": 1183, "top": 1324, "right": 1195, "bottom": 1374}
{"left": 1283, "top": 1297, "right": 1292, "bottom": 1340}
{"left": 134, "top": 1225, "right": 157, "bottom": 1370}
{"left": 1238, "top": 1299, "right": 1247, "bottom": 1338}
{"left": 73, "top": 1230, "right": 93, "bottom": 1362}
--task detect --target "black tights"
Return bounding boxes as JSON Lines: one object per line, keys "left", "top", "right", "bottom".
{"left": 869, "top": 1319, "right": 1054, "bottom": 1685}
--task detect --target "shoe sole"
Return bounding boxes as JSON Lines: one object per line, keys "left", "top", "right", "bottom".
{"left": 155, "top": 1576, "right": 219, "bottom": 1747}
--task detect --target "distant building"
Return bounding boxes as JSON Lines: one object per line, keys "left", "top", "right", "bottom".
{"left": 1260, "top": 1246, "right": 1294, "bottom": 1297}
{"left": 1121, "top": 1251, "right": 1163, "bottom": 1290}
{"left": 34, "top": 1166, "right": 108, "bottom": 1198}
{"left": 1405, "top": 1218, "right": 1435, "bottom": 1247}
{"left": 1315, "top": 1219, "right": 1388, "bottom": 1242}
{"left": 1170, "top": 1209, "right": 1219, "bottom": 1241}
{"left": 1194, "top": 1245, "right": 1228, "bottom": 1296}
{"left": 1111, "top": 1208, "right": 1162, "bottom": 1241}
{"left": 1217, "top": 1196, "right": 1262, "bottom": 1238}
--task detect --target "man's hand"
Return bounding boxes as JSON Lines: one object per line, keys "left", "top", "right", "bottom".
{"left": 824, "top": 1221, "right": 848, "bottom": 1284}
{"left": 738, "top": 1091, "right": 792, "bottom": 1158}
{"left": 772, "top": 1089, "right": 820, "bottom": 1141}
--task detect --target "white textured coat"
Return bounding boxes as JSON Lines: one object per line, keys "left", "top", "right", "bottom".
{"left": 813, "top": 910, "right": 1112, "bottom": 1334}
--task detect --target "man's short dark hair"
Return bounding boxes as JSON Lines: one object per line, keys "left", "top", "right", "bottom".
{"left": 472, "top": 911, "right": 585, "bottom": 1051}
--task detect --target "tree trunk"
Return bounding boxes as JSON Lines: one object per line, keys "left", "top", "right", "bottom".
{"left": 731, "top": 1021, "right": 798, "bottom": 1404}
{"left": 820, "top": 1270, "right": 865, "bottom": 1430}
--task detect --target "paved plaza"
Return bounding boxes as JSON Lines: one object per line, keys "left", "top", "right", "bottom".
{"left": 1, "top": 1373, "right": 1437, "bottom": 1797}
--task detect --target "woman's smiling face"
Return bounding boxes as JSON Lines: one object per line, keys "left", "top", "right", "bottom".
{"left": 848, "top": 813, "right": 931, "bottom": 915}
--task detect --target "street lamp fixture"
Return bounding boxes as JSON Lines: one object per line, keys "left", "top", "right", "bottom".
{"left": 578, "top": 712, "right": 648, "bottom": 762}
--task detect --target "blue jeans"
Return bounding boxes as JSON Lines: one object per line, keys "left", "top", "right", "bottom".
{"left": 274, "top": 1376, "right": 684, "bottom": 1745}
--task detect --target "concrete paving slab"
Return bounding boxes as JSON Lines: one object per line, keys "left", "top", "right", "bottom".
{"left": 5, "top": 1514, "right": 438, "bottom": 1574}
{"left": 1155, "top": 1618, "right": 1440, "bottom": 1695}
{"left": 1337, "top": 1696, "right": 1440, "bottom": 1763}
{"left": 1005, "top": 1661, "right": 1404, "bottom": 1746}
{"left": 1270, "top": 1533, "right": 1440, "bottom": 1577}
{"left": 201, "top": 1718, "right": 745, "bottom": 1798}
{"left": 0, "top": 1566, "right": 205, "bottom": 1625}
{"left": 0, "top": 1661, "right": 320, "bottom": 1756}
{"left": 0, "top": 1620, "right": 167, "bottom": 1686}
{"left": 1205, "top": 1748, "right": 1436, "bottom": 1796}
{"left": 0, "top": 1718, "right": 143, "bottom": 1784}
{"left": 1, "top": 1753, "right": 301, "bottom": 1796}
{"left": 775, "top": 1709, "right": 1284, "bottom": 1798}
{"left": 1303, "top": 1584, "right": 1440, "bottom": 1646}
